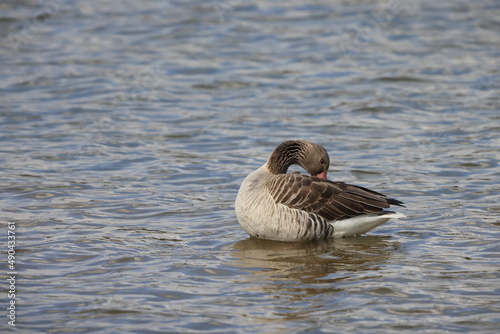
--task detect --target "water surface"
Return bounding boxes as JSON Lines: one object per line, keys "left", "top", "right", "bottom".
{"left": 1, "top": 0, "right": 499, "bottom": 333}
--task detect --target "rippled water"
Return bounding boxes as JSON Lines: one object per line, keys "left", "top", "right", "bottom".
{"left": 1, "top": 0, "right": 499, "bottom": 332}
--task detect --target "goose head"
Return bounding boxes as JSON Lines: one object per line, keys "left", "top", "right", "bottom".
{"left": 266, "top": 140, "right": 330, "bottom": 179}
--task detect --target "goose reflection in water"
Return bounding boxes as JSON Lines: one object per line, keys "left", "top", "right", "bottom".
{"left": 231, "top": 236, "right": 399, "bottom": 290}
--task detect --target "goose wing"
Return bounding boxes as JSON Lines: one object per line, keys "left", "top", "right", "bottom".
{"left": 266, "top": 173, "right": 404, "bottom": 221}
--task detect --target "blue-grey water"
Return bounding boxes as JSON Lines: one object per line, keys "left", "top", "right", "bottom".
{"left": 1, "top": 0, "right": 500, "bottom": 333}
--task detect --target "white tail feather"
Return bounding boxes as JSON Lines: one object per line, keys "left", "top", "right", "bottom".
{"left": 331, "top": 212, "right": 406, "bottom": 238}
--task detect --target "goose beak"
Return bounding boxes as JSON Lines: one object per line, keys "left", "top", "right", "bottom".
{"left": 316, "top": 171, "right": 328, "bottom": 180}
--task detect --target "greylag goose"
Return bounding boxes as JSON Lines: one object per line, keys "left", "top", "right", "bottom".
{"left": 235, "top": 140, "right": 405, "bottom": 242}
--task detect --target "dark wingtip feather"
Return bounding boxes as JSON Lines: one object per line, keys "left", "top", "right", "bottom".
{"left": 387, "top": 198, "right": 405, "bottom": 207}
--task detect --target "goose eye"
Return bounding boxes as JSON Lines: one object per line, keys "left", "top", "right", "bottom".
{"left": 320, "top": 159, "right": 325, "bottom": 165}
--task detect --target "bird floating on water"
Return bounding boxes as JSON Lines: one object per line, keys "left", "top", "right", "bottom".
{"left": 235, "top": 140, "right": 405, "bottom": 242}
